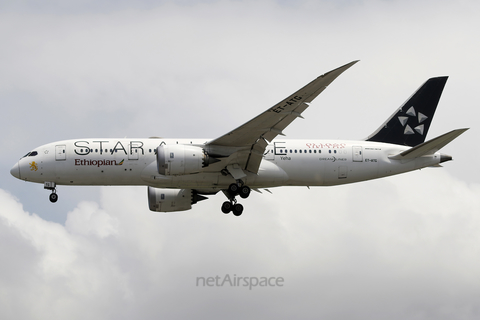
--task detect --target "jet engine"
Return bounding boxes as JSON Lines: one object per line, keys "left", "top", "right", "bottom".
{"left": 147, "top": 187, "right": 207, "bottom": 212}
{"left": 156, "top": 144, "right": 217, "bottom": 175}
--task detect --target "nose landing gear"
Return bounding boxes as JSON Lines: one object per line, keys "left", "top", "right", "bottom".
{"left": 44, "top": 182, "right": 58, "bottom": 203}
{"left": 49, "top": 192, "right": 58, "bottom": 203}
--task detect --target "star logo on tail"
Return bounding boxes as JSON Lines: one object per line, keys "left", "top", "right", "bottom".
{"left": 397, "top": 106, "right": 428, "bottom": 135}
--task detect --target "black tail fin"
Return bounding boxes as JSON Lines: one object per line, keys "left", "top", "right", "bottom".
{"left": 366, "top": 76, "right": 448, "bottom": 146}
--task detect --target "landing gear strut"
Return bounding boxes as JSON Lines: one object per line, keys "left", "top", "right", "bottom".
{"left": 44, "top": 182, "right": 58, "bottom": 203}
{"left": 221, "top": 181, "right": 250, "bottom": 216}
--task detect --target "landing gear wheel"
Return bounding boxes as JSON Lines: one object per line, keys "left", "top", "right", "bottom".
{"left": 228, "top": 183, "right": 239, "bottom": 196}
{"left": 221, "top": 201, "right": 232, "bottom": 214}
{"left": 49, "top": 192, "right": 58, "bottom": 203}
{"left": 232, "top": 203, "right": 244, "bottom": 216}
{"left": 239, "top": 186, "right": 251, "bottom": 199}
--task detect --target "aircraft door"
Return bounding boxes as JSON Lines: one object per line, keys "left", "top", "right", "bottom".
{"left": 55, "top": 145, "right": 66, "bottom": 161}
{"left": 353, "top": 146, "right": 363, "bottom": 162}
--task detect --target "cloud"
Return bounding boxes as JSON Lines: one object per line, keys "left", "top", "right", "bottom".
{"left": 1, "top": 168, "right": 480, "bottom": 319}
{"left": 0, "top": 190, "right": 130, "bottom": 320}
{"left": 65, "top": 201, "right": 119, "bottom": 238}
{"left": 1, "top": 1, "right": 480, "bottom": 319}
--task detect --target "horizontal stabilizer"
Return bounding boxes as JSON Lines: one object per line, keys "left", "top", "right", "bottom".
{"left": 389, "top": 128, "right": 469, "bottom": 160}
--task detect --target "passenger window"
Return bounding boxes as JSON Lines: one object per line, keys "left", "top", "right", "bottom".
{"left": 309, "top": 150, "right": 312, "bottom": 153}
{"left": 295, "top": 150, "right": 297, "bottom": 153}
{"left": 299, "top": 150, "right": 302, "bottom": 153}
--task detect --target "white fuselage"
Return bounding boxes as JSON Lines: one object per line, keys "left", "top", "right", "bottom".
{"left": 12, "top": 137, "right": 442, "bottom": 192}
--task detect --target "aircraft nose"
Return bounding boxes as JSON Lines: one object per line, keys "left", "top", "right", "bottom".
{"left": 10, "top": 162, "right": 21, "bottom": 179}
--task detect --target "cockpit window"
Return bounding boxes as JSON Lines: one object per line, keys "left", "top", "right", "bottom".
{"left": 28, "top": 151, "right": 38, "bottom": 157}
{"left": 22, "top": 152, "right": 31, "bottom": 158}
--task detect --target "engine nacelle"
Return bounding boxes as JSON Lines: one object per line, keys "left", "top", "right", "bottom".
{"left": 147, "top": 187, "right": 208, "bottom": 212}
{"left": 157, "top": 144, "right": 204, "bottom": 175}
{"left": 148, "top": 187, "right": 192, "bottom": 212}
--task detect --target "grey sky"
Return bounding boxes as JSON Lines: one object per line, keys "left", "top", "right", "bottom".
{"left": 1, "top": 0, "right": 479, "bottom": 319}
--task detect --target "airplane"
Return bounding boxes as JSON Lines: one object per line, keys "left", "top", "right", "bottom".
{"left": 10, "top": 61, "right": 468, "bottom": 216}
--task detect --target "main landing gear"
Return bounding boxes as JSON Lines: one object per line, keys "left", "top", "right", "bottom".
{"left": 44, "top": 182, "right": 58, "bottom": 203}
{"left": 221, "top": 182, "right": 251, "bottom": 216}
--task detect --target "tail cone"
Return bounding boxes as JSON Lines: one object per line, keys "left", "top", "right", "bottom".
{"left": 440, "top": 154, "right": 453, "bottom": 163}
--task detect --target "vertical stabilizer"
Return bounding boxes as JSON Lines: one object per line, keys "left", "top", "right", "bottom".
{"left": 367, "top": 76, "right": 448, "bottom": 146}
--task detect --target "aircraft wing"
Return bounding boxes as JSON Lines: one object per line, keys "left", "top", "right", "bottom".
{"left": 205, "top": 60, "right": 359, "bottom": 174}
